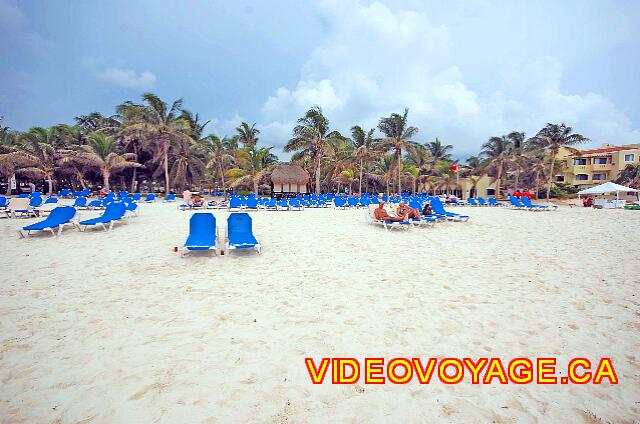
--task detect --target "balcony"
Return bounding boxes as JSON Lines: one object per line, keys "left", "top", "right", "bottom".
{"left": 592, "top": 163, "right": 613, "bottom": 171}
{"left": 573, "top": 164, "right": 591, "bottom": 172}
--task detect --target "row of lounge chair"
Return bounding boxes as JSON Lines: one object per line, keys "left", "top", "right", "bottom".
{"left": 17, "top": 202, "right": 137, "bottom": 238}
{"left": 508, "top": 196, "right": 558, "bottom": 211}
{"left": 181, "top": 212, "right": 261, "bottom": 256}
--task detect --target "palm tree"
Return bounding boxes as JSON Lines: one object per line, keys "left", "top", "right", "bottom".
{"left": 425, "top": 138, "right": 453, "bottom": 172}
{"left": 284, "top": 106, "right": 343, "bottom": 194}
{"left": 615, "top": 164, "right": 640, "bottom": 188}
{"left": 64, "top": 132, "right": 139, "bottom": 191}
{"left": 180, "top": 109, "right": 210, "bottom": 140}
{"left": 200, "top": 135, "right": 235, "bottom": 195}
{"left": 507, "top": 131, "right": 527, "bottom": 190}
{"left": 3, "top": 127, "right": 62, "bottom": 194}
{"left": 373, "top": 153, "right": 396, "bottom": 198}
{"left": 235, "top": 122, "right": 260, "bottom": 148}
{"left": 117, "top": 92, "right": 193, "bottom": 194}
{"left": 480, "top": 135, "right": 512, "bottom": 196}
{"left": 0, "top": 126, "right": 21, "bottom": 195}
{"left": 169, "top": 139, "right": 206, "bottom": 191}
{"left": 226, "top": 146, "right": 278, "bottom": 195}
{"left": 403, "top": 165, "right": 419, "bottom": 194}
{"left": 336, "top": 168, "right": 357, "bottom": 193}
{"left": 378, "top": 108, "right": 418, "bottom": 193}
{"left": 530, "top": 123, "right": 588, "bottom": 200}
{"left": 351, "top": 125, "right": 379, "bottom": 194}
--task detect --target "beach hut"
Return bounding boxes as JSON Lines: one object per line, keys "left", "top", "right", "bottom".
{"left": 577, "top": 181, "right": 639, "bottom": 208}
{"left": 270, "top": 164, "right": 310, "bottom": 196}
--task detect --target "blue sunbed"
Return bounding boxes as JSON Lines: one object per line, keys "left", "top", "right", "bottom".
{"left": 226, "top": 213, "right": 261, "bottom": 254}
{"left": 181, "top": 213, "right": 217, "bottom": 256}
{"left": 77, "top": 202, "right": 127, "bottom": 231}
{"left": 430, "top": 197, "right": 469, "bottom": 221}
{"left": 20, "top": 206, "right": 76, "bottom": 237}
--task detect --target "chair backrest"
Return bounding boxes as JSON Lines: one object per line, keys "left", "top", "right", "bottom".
{"left": 29, "top": 197, "right": 43, "bottom": 207}
{"left": 190, "top": 213, "right": 216, "bottom": 236}
{"left": 103, "top": 202, "right": 127, "bottom": 220}
{"left": 227, "top": 213, "right": 253, "bottom": 235}
{"left": 334, "top": 197, "right": 346, "bottom": 207}
{"left": 429, "top": 197, "right": 447, "bottom": 214}
{"left": 166, "top": 193, "right": 176, "bottom": 200}
{"left": 146, "top": 193, "right": 155, "bottom": 201}
{"left": 45, "top": 198, "right": 58, "bottom": 204}
{"left": 509, "top": 196, "right": 523, "bottom": 206}
{"left": 47, "top": 206, "right": 77, "bottom": 222}
{"left": 467, "top": 198, "right": 477, "bottom": 205}
{"left": 0, "top": 197, "right": 6, "bottom": 207}
{"left": 246, "top": 197, "right": 259, "bottom": 208}
{"left": 132, "top": 193, "right": 142, "bottom": 201}
{"left": 60, "top": 189, "right": 70, "bottom": 196}
{"left": 229, "top": 197, "right": 242, "bottom": 208}
{"left": 73, "top": 197, "right": 87, "bottom": 207}
{"left": 520, "top": 196, "right": 534, "bottom": 207}
{"left": 477, "top": 197, "right": 486, "bottom": 205}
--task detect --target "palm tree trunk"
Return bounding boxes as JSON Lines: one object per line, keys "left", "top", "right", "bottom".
{"left": 514, "top": 170, "right": 520, "bottom": 191}
{"left": 546, "top": 155, "right": 556, "bottom": 201}
{"left": 75, "top": 169, "right": 87, "bottom": 190}
{"left": 217, "top": 163, "right": 226, "bottom": 199}
{"left": 396, "top": 147, "right": 402, "bottom": 194}
{"left": 358, "top": 158, "right": 363, "bottom": 195}
{"left": 253, "top": 178, "right": 259, "bottom": 196}
{"left": 47, "top": 175, "right": 53, "bottom": 195}
{"left": 163, "top": 151, "right": 169, "bottom": 194}
{"left": 496, "top": 166, "right": 502, "bottom": 198}
{"left": 130, "top": 144, "right": 138, "bottom": 192}
{"left": 5, "top": 175, "right": 12, "bottom": 196}
{"left": 103, "top": 170, "right": 110, "bottom": 192}
{"left": 314, "top": 151, "right": 322, "bottom": 195}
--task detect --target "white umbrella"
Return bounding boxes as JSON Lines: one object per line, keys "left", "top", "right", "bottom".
{"left": 577, "top": 181, "right": 639, "bottom": 207}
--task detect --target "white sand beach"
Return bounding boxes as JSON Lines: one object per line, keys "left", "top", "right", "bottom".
{"left": 1, "top": 203, "right": 639, "bottom": 423}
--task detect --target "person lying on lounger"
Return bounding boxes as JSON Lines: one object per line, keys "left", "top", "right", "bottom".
{"left": 422, "top": 203, "right": 433, "bottom": 215}
{"left": 374, "top": 202, "right": 406, "bottom": 222}
{"left": 398, "top": 202, "right": 422, "bottom": 219}
{"left": 192, "top": 195, "right": 204, "bottom": 207}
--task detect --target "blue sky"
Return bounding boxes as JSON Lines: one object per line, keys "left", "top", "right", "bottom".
{"left": 1, "top": 0, "right": 639, "bottom": 159}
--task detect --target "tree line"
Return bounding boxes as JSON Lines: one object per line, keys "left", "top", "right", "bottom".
{"left": 2, "top": 93, "right": 637, "bottom": 197}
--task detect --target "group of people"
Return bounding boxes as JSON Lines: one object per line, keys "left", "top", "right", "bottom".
{"left": 373, "top": 201, "right": 432, "bottom": 222}
{"left": 182, "top": 189, "right": 205, "bottom": 207}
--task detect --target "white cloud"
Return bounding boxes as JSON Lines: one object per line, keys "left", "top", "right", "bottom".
{"left": 254, "top": 0, "right": 639, "bottom": 158}
{"left": 99, "top": 68, "right": 156, "bottom": 89}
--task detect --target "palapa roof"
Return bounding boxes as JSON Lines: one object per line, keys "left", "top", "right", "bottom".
{"left": 271, "top": 163, "right": 310, "bottom": 185}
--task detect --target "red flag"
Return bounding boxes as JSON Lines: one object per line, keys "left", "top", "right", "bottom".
{"left": 449, "top": 164, "right": 458, "bottom": 172}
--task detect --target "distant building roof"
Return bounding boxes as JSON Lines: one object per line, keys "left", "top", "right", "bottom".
{"left": 270, "top": 163, "right": 310, "bottom": 185}
{"left": 571, "top": 144, "right": 640, "bottom": 157}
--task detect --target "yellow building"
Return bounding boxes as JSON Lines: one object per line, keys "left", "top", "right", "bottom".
{"left": 559, "top": 143, "right": 640, "bottom": 187}
{"left": 456, "top": 175, "right": 497, "bottom": 198}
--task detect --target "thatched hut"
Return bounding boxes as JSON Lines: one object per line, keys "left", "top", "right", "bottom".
{"left": 270, "top": 163, "right": 310, "bottom": 195}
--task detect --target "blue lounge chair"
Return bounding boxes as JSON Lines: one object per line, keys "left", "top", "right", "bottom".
{"left": 477, "top": 197, "right": 487, "bottom": 206}
{"left": 19, "top": 206, "right": 77, "bottom": 238}
{"left": 288, "top": 198, "right": 303, "bottom": 211}
{"left": 76, "top": 202, "right": 127, "bottom": 231}
{"left": 0, "top": 196, "right": 7, "bottom": 210}
{"left": 59, "top": 188, "right": 71, "bottom": 197}
{"left": 73, "top": 197, "right": 88, "bottom": 208}
{"left": 132, "top": 193, "right": 142, "bottom": 201}
{"left": 245, "top": 197, "right": 259, "bottom": 210}
{"left": 144, "top": 193, "right": 156, "bottom": 202}
{"left": 29, "top": 196, "right": 43, "bottom": 208}
{"left": 124, "top": 200, "right": 139, "bottom": 217}
{"left": 333, "top": 197, "right": 347, "bottom": 208}
{"left": 508, "top": 196, "right": 528, "bottom": 209}
{"left": 44, "top": 197, "right": 58, "bottom": 204}
{"left": 520, "top": 196, "right": 557, "bottom": 211}
{"left": 226, "top": 213, "right": 261, "bottom": 254}
{"left": 165, "top": 193, "right": 176, "bottom": 202}
{"left": 430, "top": 197, "right": 469, "bottom": 221}
{"left": 467, "top": 198, "right": 479, "bottom": 206}
{"left": 276, "top": 198, "right": 289, "bottom": 210}
{"left": 487, "top": 197, "right": 503, "bottom": 206}
{"left": 181, "top": 213, "right": 217, "bottom": 256}
{"left": 80, "top": 189, "right": 91, "bottom": 197}
{"left": 87, "top": 199, "right": 103, "bottom": 209}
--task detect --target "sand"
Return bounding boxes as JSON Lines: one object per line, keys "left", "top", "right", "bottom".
{"left": 1, "top": 201, "right": 639, "bottom": 423}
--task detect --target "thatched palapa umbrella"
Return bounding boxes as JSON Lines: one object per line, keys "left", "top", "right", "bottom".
{"left": 271, "top": 163, "right": 310, "bottom": 195}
